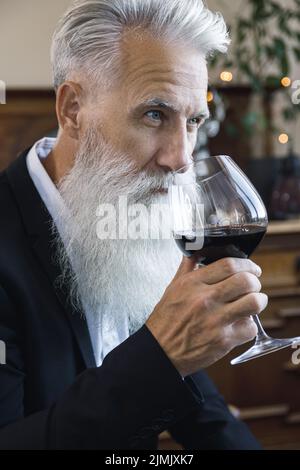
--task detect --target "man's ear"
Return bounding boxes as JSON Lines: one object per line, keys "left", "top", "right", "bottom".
{"left": 56, "top": 81, "right": 83, "bottom": 140}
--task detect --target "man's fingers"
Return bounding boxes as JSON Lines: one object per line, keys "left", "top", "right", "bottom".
{"left": 173, "top": 256, "right": 197, "bottom": 281}
{"left": 231, "top": 317, "right": 258, "bottom": 347}
{"left": 195, "top": 258, "right": 262, "bottom": 285}
{"left": 223, "top": 292, "right": 268, "bottom": 325}
{"left": 214, "top": 272, "right": 262, "bottom": 303}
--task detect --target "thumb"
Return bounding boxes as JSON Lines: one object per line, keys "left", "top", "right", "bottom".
{"left": 173, "top": 256, "right": 197, "bottom": 281}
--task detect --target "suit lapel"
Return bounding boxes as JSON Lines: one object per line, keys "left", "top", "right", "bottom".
{"left": 6, "top": 150, "right": 96, "bottom": 369}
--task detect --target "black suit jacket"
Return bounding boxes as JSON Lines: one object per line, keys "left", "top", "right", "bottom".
{"left": 0, "top": 150, "right": 260, "bottom": 450}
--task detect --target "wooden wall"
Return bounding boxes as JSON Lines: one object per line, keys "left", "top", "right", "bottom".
{"left": 0, "top": 90, "right": 58, "bottom": 172}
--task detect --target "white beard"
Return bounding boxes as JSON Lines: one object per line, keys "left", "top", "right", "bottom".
{"left": 52, "top": 127, "right": 182, "bottom": 350}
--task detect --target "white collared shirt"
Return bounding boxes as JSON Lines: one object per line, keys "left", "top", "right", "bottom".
{"left": 26, "top": 138, "right": 65, "bottom": 222}
{"left": 26, "top": 138, "right": 129, "bottom": 366}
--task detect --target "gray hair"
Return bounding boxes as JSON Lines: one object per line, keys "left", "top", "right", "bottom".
{"left": 51, "top": 0, "right": 229, "bottom": 91}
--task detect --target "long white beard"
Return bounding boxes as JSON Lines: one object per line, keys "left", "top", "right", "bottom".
{"left": 52, "top": 127, "right": 181, "bottom": 343}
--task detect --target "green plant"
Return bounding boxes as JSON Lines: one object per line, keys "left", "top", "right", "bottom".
{"left": 211, "top": 0, "right": 300, "bottom": 154}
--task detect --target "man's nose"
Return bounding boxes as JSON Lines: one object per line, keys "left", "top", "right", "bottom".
{"left": 155, "top": 128, "right": 192, "bottom": 172}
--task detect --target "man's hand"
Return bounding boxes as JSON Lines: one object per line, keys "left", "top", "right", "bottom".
{"left": 146, "top": 257, "right": 268, "bottom": 377}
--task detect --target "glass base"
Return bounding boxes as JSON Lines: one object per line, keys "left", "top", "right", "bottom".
{"left": 231, "top": 336, "right": 300, "bottom": 365}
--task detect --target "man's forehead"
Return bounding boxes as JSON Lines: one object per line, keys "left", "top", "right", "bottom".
{"left": 120, "top": 32, "right": 208, "bottom": 97}
{"left": 125, "top": 65, "right": 208, "bottom": 93}
{"left": 127, "top": 65, "right": 208, "bottom": 103}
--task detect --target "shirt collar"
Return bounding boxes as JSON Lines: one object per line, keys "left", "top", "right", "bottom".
{"left": 26, "top": 137, "right": 66, "bottom": 222}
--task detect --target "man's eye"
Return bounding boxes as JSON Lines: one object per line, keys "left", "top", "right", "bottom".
{"left": 188, "top": 117, "right": 204, "bottom": 128}
{"left": 145, "top": 110, "right": 162, "bottom": 121}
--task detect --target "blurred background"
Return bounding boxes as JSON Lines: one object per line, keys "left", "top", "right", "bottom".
{"left": 1, "top": 0, "right": 300, "bottom": 216}
{"left": 1, "top": 0, "right": 300, "bottom": 450}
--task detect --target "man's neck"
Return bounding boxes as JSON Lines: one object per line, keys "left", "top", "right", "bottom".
{"left": 41, "top": 135, "right": 77, "bottom": 186}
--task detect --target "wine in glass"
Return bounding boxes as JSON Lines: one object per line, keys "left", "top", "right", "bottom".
{"left": 169, "top": 155, "right": 300, "bottom": 365}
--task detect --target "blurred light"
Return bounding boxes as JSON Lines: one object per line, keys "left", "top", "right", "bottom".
{"left": 220, "top": 71, "right": 233, "bottom": 82}
{"left": 278, "top": 133, "right": 289, "bottom": 144}
{"left": 281, "top": 76, "right": 291, "bottom": 87}
{"left": 207, "top": 91, "right": 214, "bottom": 102}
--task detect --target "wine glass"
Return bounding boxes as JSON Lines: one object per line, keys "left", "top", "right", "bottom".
{"left": 169, "top": 155, "right": 300, "bottom": 365}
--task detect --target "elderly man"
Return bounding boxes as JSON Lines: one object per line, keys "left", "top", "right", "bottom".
{"left": 0, "top": 0, "right": 267, "bottom": 449}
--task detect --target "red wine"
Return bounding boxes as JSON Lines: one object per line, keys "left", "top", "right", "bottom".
{"left": 175, "top": 225, "right": 266, "bottom": 264}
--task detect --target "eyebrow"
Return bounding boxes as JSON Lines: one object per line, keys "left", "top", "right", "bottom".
{"left": 131, "top": 97, "right": 210, "bottom": 120}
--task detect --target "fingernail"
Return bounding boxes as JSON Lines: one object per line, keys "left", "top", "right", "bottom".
{"left": 256, "top": 266, "right": 262, "bottom": 277}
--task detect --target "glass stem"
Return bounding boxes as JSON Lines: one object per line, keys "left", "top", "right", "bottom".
{"left": 252, "top": 314, "right": 269, "bottom": 342}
